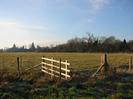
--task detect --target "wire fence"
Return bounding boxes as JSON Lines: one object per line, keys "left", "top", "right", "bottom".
{"left": 0, "top": 55, "right": 41, "bottom": 75}
{"left": 0, "top": 53, "right": 132, "bottom": 76}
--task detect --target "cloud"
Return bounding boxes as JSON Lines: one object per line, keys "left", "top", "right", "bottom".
{"left": 0, "top": 20, "right": 52, "bottom": 48}
{"left": 0, "top": 20, "right": 47, "bottom": 34}
{"left": 88, "top": 0, "right": 110, "bottom": 11}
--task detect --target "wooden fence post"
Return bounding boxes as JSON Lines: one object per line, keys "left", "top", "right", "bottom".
{"left": 42, "top": 56, "right": 45, "bottom": 67}
{"left": 2, "top": 56, "right": 4, "bottom": 69}
{"left": 20, "top": 56, "right": 22, "bottom": 68}
{"left": 100, "top": 55, "right": 104, "bottom": 73}
{"left": 59, "top": 58, "right": 62, "bottom": 81}
{"left": 51, "top": 57, "right": 54, "bottom": 79}
{"left": 0, "top": 56, "right": 2, "bottom": 73}
{"left": 102, "top": 53, "right": 109, "bottom": 77}
{"left": 92, "top": 53, "right": 109, "bottom": 77}
{"left": 104, "top": 53, "right": 109, "bottom": 72}
{"left": 129, "top": 56, "right": 132, "bottom": 71}
{"left": 101, "top": 55, "right": 104, "bottom": 66}
{"left": 42, "top": 56, "right": 45, "bottom": 73}
{"left": 17, "top": 57, "right": 21, "bottom": 78}
{"left": 65, "top": 60, "right": 68, "bottom": 80}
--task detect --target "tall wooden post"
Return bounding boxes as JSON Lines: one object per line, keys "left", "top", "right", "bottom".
{"left": 42, "top": 56, "right": 45, "bottom": 71}
{"left": 100, "top": 55, "right": 104, "bottom": 73}
{"left": 103, "top": 53, "right": 109, "bottom": 76}
{"left": 0, "top": 56, "right": 3, "bottom": 74}
{"left": 65, "top": 60, "right": 68, "bottom": 80}
{"left": 59, "top": 58, "right": 62, "bottom": 81}
{"left": 92, "top": 53, "right": 109, "bottom": 77}
{"left": 129, "top": 56, "right": 132, "bottom": 71}
{"left": 42, "top": 56, "right": 45, "bottom": 64}
{"left": 101, "top": 55, "right": 104, "bottom": 66}
{"left": 2, "top": 56, "right": 4, "bottom": 70}
{"left": 51, "top": 57, "right": 54, "bottom": 79}
{"left": 17, "top": 57, "right": 21, "bottom": 78}
{"left": 20, "top": 56, "right": 22, "bottom": 68}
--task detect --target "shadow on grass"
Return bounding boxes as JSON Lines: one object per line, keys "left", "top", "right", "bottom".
{"left": 0, "top": 69, "right": 133, "bottom": 99}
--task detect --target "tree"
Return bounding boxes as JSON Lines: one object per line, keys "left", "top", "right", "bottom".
{"left": 67, "top": 37, "right": 87, "bottom": 52}
{"left": 29, "top": 42, "right": 36, "bottom": 52}
{"left": 128, "top": 40, "right": 133, "bottom": 52}
{"left": 36, "top": 45, "right": 43, "bottom": 52}
{"left": 120, "top": 39, "right": 129, "bottom": 52}
{"left": 2, "top": 33, "right": 133, "bottom": 53}
{"left": 0, "top": 49, "right": 3, "bottom": 52}
{"left": 19, "top": 46, "right": 26, "bottom": 52}
{"left": 11, "top": 44, "right": 18, "bottom": 52}
{"left": 82, "top": 33, "right": 97, "bottom": 52}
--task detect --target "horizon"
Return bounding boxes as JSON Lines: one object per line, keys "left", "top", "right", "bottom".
{"left": 0, "top": 0, "right": 133, "bottom": 48}
{"left": 0, "top": 35, "right": 132, "bottom": 49}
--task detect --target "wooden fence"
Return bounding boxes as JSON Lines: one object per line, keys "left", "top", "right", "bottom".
{"left": 92, "top": 54, "right": 133, "bottom": 77}
{"left": 41, "top": 57, "right": 71, "bottom": 80}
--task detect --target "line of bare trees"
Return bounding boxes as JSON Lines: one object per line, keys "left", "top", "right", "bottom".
{"left": 1, "top": 33, "right": 133, "bottom": 53}
{"left": 53, "top": 33, "right": 133, "bottom": 52}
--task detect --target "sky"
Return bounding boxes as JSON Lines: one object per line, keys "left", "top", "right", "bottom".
{"left": 0, "top": 0, "right": 133, "bottom": 48}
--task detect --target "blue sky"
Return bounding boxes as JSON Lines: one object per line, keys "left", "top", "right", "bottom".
{"left": 0, "top": 0, "right": 133, "bottom": 48}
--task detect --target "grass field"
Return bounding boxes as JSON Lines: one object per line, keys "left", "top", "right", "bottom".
{"left": 0, "top": 52, "right": 133, "bottom": 99}
{"left": 0, "top": 52, "right": 132, "bottom": 71}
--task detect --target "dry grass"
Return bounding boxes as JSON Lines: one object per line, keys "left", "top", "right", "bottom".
{"left": 0, "top": 52, "right": 132, "bottom": 70}
{"left": 0, "top": 52, "right": 133, "bottom": 98}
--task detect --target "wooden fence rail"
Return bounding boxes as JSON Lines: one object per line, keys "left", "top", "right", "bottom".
{"left": 41, "top": 57, "right": 71, "bottom": 80}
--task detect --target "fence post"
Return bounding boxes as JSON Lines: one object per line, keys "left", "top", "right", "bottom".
{"left": 100, "top": 55, "right": 104, "bottom": 73}
{"left": 42, "top": 56, "right": 45, "bottom": 72}
{"left": 101, "top": 55, "right": 104, "bottom": 66}
{"left": 0, "top": 56, "right": 3, "bottom": 73}
{"left": 104, "top": 54, "right": 109, "bottom": 70}
{"left": 59, "top": 58, "right": 62, "bottom": 81}
{"left": 42, "top": 56, "right": 45, "bottom": 66}
{"left": 103, "top": 53, "right": 109, "bottom": 76}
{"left": 20, "top": 56, "right": 22, "bottom": 68}
{"left": 51, "top": 57, "right": 54, "bottom": 79}
{"left": 129, "top": 56, "right": 132, "bottom": 71}
{"left": 17, "top": 57, "right": 21, "bottom": 78}
{"left": 65, "top": 60, "right": 68, "bottom": 80}
{"left": 2, "top": 56, "right": 4, "bottom": 70}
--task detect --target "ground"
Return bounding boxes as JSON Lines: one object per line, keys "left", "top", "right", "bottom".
{"left": 0, "top": 52, "right": 133, "bottom": 99}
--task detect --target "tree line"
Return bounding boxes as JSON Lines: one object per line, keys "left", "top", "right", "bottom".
{"left": 1, "top": 33, "right": 133, "bottom": 53}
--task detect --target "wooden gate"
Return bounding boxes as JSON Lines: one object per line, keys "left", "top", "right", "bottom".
{"left": 41, "top": 57, "right": 71, "bottom": 80}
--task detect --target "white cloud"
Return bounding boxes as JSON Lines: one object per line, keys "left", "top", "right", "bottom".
{"left": 88, "top": 0, "right": 110, "bottom": 11}
{"left": 0, "top": 20, "right": 54, "bottom": 48}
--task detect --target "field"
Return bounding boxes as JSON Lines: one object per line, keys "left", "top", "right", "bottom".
{"left": 0, "top": 52, "right": 131, "bottom": 71}
{"left": 0, "top": 52, "right": 133, "bottom": 99}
